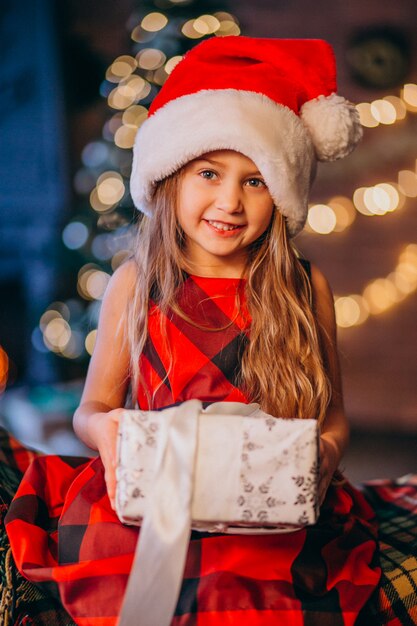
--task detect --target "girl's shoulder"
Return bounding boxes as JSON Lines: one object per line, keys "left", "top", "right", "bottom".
{"left": 108, "top": 258, "right": 137, "bottom": 293}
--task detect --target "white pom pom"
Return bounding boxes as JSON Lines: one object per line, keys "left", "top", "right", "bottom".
{"left": 300, "top": 93, "right": 363, "bottom": 161}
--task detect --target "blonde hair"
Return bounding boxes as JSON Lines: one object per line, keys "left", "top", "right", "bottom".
{"left": 126, "top": 170, "right": 332, "bottom": 424}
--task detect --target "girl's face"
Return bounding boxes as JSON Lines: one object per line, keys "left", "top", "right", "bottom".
{"left": 176, "top": 150, "right": 274, "bottom": 277}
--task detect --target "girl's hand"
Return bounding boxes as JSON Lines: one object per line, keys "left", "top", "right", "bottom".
{"left": 87, "top": 408, "right": 125, "bottom": 510}
{"left": 318, "top": 434, "right": 341, "bottom": 506}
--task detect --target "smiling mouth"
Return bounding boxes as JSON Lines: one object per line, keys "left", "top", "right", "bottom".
{"left": 205, "top": 219, "right": 244, "bottom": 232}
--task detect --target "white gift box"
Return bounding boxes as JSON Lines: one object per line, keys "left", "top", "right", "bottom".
{"left": 116, "top": 400, "right": 319, "bottom": 533}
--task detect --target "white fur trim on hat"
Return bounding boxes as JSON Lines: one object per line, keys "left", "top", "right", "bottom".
{"left": 130, "top": 90, "right": 316, "bottom": 238}
{"left": 301, "top": 93, "right": 363, "bottom": 161}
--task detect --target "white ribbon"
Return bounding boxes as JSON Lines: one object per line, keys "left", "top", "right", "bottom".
{"left": 117, "top": 399, "right": 202, "bottom": 626}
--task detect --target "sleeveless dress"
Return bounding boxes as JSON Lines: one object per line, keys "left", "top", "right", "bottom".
{"left": 5, "top": 265, "right": 381, "bottom": 626}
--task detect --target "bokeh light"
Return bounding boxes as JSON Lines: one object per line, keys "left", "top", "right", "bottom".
{"left": 85, "top": 330, "right": 97, "bottom": 356}
{"left": 401, "top": 83, "right": 417, "bottom": 111}
{"left": 307, "top": 204, "right": 337, "bottom": 234}
{"left": 62, "top": 222, "right": 89, "bottom": 250}
{"left": 370, "top": 99, "right": 397, "bottom": 125}
{"left": 165, "top": 56, "right": 183, "bottom": 74}
{"left": 398, "top": 170, "right": 417, "bottom": 197}
{"left": 137, "top": 48, "right": 166, "bottom": 70}
{"left": 141, "top": 12, "right": 168, "bottom": 32}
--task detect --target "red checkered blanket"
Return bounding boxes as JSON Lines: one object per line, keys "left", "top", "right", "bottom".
{"left": 0, "top": 427, "right": 415, "bottom": 625}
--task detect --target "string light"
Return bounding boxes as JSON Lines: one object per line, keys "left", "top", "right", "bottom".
{"left": 357, "top": 83, "right": 417, "bottom": 127}
{"left": 335, "top": 244, "right": 417, "bottom": 328}
{"left": 305, "top": 160, "right": 413, "bottom": 235}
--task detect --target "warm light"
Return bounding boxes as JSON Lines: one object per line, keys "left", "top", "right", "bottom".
{"left": 122, "top": 105, "right": 148, "bottom": 127}
{"left": 137, "top": 48, "right": 166, "bottom": 70}
{"left": 165, "top": 56, "right": 183, "bottom": 74}
{"left": 193, "top": 15, "right": 220, "bottom": 34}
{"left": 387, "top": 272, "right": 412, "bottom": 298}
{"left": 77, "top": 266, "right": 103, "bottom": 300}
{"left": 214, "top": 12, "right": 237, "bottom": 21}
{"left": 43, "top": 318, "right": 71, "bottom": 351}
{"left": 307, "top": 204, "right": 337, "bottom": 234}
{"left": 96, "top": 172, "right": 125, "bottom": 205}
{"left": 370, "top": 99, "right": 396, "bottom": 125}
{"left": 328, "top": 196, "right": 356, "bottom": 231}
{"left": 131, "top": 25, "right": 155, "bottom": 44}
{"left": 355, "top": 103, "right": 379, "bottom": 128}
{"left": 152, "top": 67, "right": 168, "bottom": 86}
{"left": 181, "top": 19, "right": 204, "bottom": 39}
{"left": 141, "top": 12, "right": 168, "bottom": 32}
{"left": 40, "top": 303, "right": 70, "bottom": 327}
{"left": 108, "top": 76, "right": 151, "bottom": 110}
{"left": 401, "top": 83, "right": 417, "bottom": 110}
{"left": 114, "top": 125, "right": 137, "bottom": 149}
{"left": 398, "top": 170, "right": 417, "bottom": 197}
{"left": 335, "top": 296, "right": 361, "bottom": 327}
{"left": 375, "top": 183, "right": 401, "bottom": 212}
{"left": 353, "top": 187, "right": 373, "bottom": 216}
{"left": 383, "top": 95, "right": 407, "bottom": 120}
{"left": 85, "top": 330, "right": 97, "bottom": 355}
{"left": 215, "top": 20, "right": 241, "bottom": 36}
{"left": 364, "top": 184, "right": 399, "bottom": 215}
{"left": 400, "top": 243, "right": 417, "bottom": 262}
{"left": 86, "top": 271, "right": 110, "bottom": 300}
{"left": 363, "top": 278, "right": 400, "bottom": 313}
{"left": 90, "top": 188, "right": 114, "bottom": 213}
{"left": 106, "top": 56, "right": 137, "bottom": 82}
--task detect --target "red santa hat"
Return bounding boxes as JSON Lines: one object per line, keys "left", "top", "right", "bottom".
{"left": 130, "top": 36, "right": 362, "bottom": 237}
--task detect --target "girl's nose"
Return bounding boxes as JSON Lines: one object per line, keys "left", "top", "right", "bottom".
{"left": 215, "top": 182, "right": 243, "bottom": 213}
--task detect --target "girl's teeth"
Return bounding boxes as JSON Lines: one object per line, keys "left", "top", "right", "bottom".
{"left": 208, "top": 220, "right": 239, "bottom": 231}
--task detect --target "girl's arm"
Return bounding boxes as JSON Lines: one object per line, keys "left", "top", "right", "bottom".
{"left": 309, "top": 262, "right": 350, "bottom": 504}
{"left": 73, "top": 259, "right": 137, "bottom": 507}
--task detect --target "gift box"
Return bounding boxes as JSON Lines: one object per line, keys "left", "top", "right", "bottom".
{"left": 116, "top": 400, "right": 319, "bottom": 532}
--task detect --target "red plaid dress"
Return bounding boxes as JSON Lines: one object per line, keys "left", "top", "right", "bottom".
{"left": 5, "top": 267, "right": 381, "bottom": 625}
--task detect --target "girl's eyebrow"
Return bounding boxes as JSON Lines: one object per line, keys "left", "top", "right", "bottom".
{"left": 192, "top": 157, "right": 263, "bottom": 176}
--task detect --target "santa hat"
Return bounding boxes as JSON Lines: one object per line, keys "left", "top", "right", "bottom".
{"left": 130, "top": 36, "right": 362, "bottom": 237}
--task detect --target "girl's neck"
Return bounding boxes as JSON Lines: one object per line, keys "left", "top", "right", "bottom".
{"left": 182, "top": 262, "right": 247, "bottom": 279}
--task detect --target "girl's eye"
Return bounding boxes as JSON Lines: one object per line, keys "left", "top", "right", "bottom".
{"left": 200, "top": 170, "right": 217, "bottom": 180}
{"left": 246, "top": 178, "right": 266, "bottom": 188}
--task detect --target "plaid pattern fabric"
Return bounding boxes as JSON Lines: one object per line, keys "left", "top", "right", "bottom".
{"left": 4, "top": 264, "right": 382, "bottom": 625}
{"left": 360, "top": 476, "right": 417, "bottom": 626}
{"left": 0, "top": 427, "right": 75, "bottom": 625}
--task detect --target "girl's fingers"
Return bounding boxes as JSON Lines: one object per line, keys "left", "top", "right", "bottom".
{"left": 104, "top": 464, "right": 117, "bottom": 509}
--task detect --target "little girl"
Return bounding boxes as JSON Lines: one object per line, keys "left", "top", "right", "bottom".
{"left": 5, "top": 36, "right": 380, "bottom": 625}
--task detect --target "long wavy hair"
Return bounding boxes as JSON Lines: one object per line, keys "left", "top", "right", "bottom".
{"left": 125, "top": 169, "right": 332, "bottom": 424}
